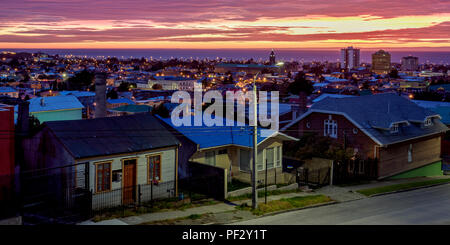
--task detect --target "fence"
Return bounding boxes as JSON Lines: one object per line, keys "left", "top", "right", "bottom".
{"left": 332, "top": 158, "right": 378, "bottom": 184}
{"left": 295, "top": 158, "right": 378, "bottom": 187}
{"left": 179, "top": 161, "right": 227, "bottom": 200}
{"left": 91, "top": 181, "right": 176, "bottom": 212}
{"left": 296, "top": 167, "right": 330, "bottom": 187}
{"left": 1, "top": 162, "right": 221, "bottom": 224}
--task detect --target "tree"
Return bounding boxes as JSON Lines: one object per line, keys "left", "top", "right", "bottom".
{"left": 287, "top": 71, "right": 313, "bottom": 95}
{"left": 67, "top": 70, "right": 94, "bottom": 90}
{"left": 388, "top": 69, "right": 399, "bottom": 79}
{"left": 152, "top": 84, "right": 163, "bottom": 90}
{"left": 107, "top": 89, "right": 118, "bottom": 99}
{"left": 118, "top": 82, "right": 131, "bottom": 92}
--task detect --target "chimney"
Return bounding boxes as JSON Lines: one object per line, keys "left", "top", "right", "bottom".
{"left": 292, "top": 92, "right": 308, "bottom": 120}
{"left": 40, "top": 97, "right": 45, "bottom": 106}
{"left": 94, "top": 72, "right": 107, "bottom": 118}
{"left": 17, "top": 101, "right": 29, "bottom": 136}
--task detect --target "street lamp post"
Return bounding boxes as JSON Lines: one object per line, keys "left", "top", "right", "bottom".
{"left": 252, "top": 72, "right": 259, "bottom": 210}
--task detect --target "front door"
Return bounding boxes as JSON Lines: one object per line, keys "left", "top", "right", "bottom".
{"left": 122, "top": 159, "right": 137, "bottom": 205}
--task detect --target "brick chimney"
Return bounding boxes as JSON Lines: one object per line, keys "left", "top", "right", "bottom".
{"left": 17, "top": 101, "right": 29, "bottom": 136}
{"left": 94, "top": 72, "right": 107, "bottom": 118}
{"left": 292, "top": 91, "right": 308, "bottom": 120}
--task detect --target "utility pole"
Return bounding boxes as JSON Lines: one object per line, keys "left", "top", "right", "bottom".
{"left": 252, "top": 72, "right": 259, "bottom": 209}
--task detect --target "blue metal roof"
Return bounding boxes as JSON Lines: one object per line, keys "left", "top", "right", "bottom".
{"left": 158, "top": 115, "right": 293, "bottom": 149}
{"left": 107, "top": 98, "right": 136, "bottom": 105}
{"left": 28, "top": 95, "right": 84, "bottom": 113}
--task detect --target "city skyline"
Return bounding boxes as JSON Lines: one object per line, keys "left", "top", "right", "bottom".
{"left": 1, "top": 0, "right": 449, "bottom": 50}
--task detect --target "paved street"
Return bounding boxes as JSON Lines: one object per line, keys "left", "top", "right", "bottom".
{"left": 233, "top": 183, "right": 450, "bottom": 225}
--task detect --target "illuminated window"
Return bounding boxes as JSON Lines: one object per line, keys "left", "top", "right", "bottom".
{"left": 324, "top": 116, "right": 337, "bottom": 138}
{"left": 390, "top": 124, "right": 399, "bottom": 133}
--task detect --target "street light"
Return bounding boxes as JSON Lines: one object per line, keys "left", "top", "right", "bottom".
{"left": 251, "top": 71, "right": 259, "bottom": 210}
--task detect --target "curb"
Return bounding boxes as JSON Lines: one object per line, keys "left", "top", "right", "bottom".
{"left": 260, "top": 200, "right": 338, "bottom": 218}
{"left": 225, "top": 199, "right": 339, "bottom": 224}
{"left": 365, "top": 181, "right": 450, "bottom": 198}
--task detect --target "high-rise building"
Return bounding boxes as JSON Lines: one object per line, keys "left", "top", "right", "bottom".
{"left": 269, "top": 49, "right": 276, "bottom": 65}
{"left": 340, "top": 46, "right": 360, "bottom": 70}
{"left": 401, "top": 55, "right": 419, "bottom": 71}
{"left": 371, "top": 50, "right": 391, "bottom": 74}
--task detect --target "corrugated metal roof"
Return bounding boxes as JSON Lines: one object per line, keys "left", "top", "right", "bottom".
{"left": 44, "top": 114, "right": 180, "bottom": 159}
{"left": 28, "top": 95, "right": 84, "bottom": 112}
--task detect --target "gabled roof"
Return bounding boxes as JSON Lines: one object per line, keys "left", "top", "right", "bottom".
{"left": 28, "top": 95, "right": 84, "bottom": 113}
{"left": 312, "top": 93, "right": 356, "bottom": 103}
{"left": 282, "top": 93, "right": 448, "bottom": 146}
{"left": 44, "top": 114, "right": 180, "bottom": 159}
{"left": 158, "top": 115, "right": 297, "bottom": 150}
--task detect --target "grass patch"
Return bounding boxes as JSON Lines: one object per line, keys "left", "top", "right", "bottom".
{"left": 226, "top": 188, "right": 302, "bottom": 202}
{"left": 228, "top": 179, "right": 251, "bottom": 192}
{"left": 356, "top": 178, "right": 450, "bottom": 196}
{"left": 236, "top": 195, "right": 332, "bottom": 215}
{"left": 187, "top": 214, "right": 202, "bottom": 220}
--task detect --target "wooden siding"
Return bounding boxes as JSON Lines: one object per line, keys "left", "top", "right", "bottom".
{"left": 378, "top": 136, "right": 442, "bottom": 178}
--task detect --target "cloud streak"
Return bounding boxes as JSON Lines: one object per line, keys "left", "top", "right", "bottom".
{"left": 0, "top": 0, "right": 449, "bottom": 48}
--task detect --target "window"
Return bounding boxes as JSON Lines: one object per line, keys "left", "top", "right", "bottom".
{"left": 424, "top": 118, "right": 433, "bottom": 127}
{"left": 266, "top": 148, "right": 274, "bottom": 169}
{"left": 324, "top": 116, "right": 338, "bottom": 138}
{"left": 257, "top": 150, "right": 264, "bottom": 171}
{"left": 353, "top": 128, "right": 358, "bottom": 134}
{"left": 239, "top": 149, "right": 250, "bottom": 172}
{"left": 205, "top": 151, "right": 216, "bottom": 166}
{"left": 408, "top": 144, "right": 413, "bottom": 163}
{"left": 390, "top": 124, "right": 399, "bottom": 133}
{"left": 96, "top": 162, "right": 111, "bottom": 193}
{"left": 148, "top": 155, "right": 162, "bottom": 183}
{"left": 306, "top": 122, "right": 311, "bottom": 128}
{"left": 276, "top": 146, "right": 281, "bottom": 167}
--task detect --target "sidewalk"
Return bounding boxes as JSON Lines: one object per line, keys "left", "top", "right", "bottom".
{"left": 79, "top": 191, "right": 315, "bottom": 225}
{"left": 313, "top": 175, "right": 450, "bottom": 202}
{"left": 79, "top": 176, "right": 450, "bottom": 225}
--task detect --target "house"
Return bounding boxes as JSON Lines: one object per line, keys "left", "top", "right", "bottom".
{"left": 282, "top": 93, "right": 449, "bottom": 179}
{"left": 0, "top": 87, "right": 19, "bottom": 98}
{"left": 28, "top": 95, "right": 84, "bottom": 123}
{"left": 107, "top": 104, "right": 152, "bottom": 117}
{"left": 0, "top": 104, "right": 15, "bottom": 204}
{"left": 106, "top": 98, "right": 135, "bottom": 109}
{"left": 158, "top": 114, "right": 298, "bottom": 185}
{"left": 59, "top": 91, "right": 96, "bottom": 118}
{"left": 22, "top": 114, "right": 180, "bottom": 210}
{"left": 412, "top": 100, "right": 450, "bottom": 174}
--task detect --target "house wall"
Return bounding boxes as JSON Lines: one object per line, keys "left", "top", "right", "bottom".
{"left": 31, "top": 108, "right": 82, "bottom": 123}
{"left": 290, "top": 112, "right": 378, "bottom": 159}
{"left": 0, "top": 105, "right": 14, "bottom": 176}
{"left": 0, "top": 105, "right": 15, "bottom": 200}
{"left": 378, "top": 135, "right": 442, "bottom": 178}
{"left": 82, "top": 147, "right": 177, "bottom": 210}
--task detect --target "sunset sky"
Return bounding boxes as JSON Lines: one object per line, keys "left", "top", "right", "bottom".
{"left": 1, "top": 0, "right": 449, "bottom": 50}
